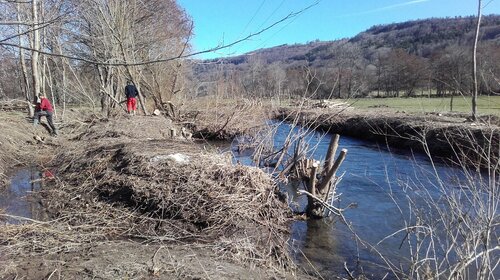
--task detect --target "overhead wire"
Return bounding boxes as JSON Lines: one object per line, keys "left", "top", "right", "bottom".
{"left": 256, "top": 0, "right": 286, "bottom": 31}
{"left": 483, "top": 0, "right": 495, "bottom": 9}
{"left": 238, "top": 0, "right": 267, "bottom": 38}
{"left": 256, "top": 0, "right": 320, "bottom": 51}
{"left": 219, "top": 0, "right": 320, "bottom": 57}
{"left": 217, "top": 0, "right": 267, "bottom": 57}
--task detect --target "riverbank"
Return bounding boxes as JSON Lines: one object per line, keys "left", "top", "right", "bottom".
{"left": 276, "top": 106, "right": 499, "bottom": 169}
{"left": 0, "top": 111, "right": 60, "bottom": 186}
{"left": 0, "top": 109, "right": 313, "bottom": 280}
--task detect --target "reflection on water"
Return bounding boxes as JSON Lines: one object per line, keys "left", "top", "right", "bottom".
{"left": 228, "top": 121, "right": 484, "bottom": 279}
{"left": 0, "top": 168, "right": 44, "bottom": 224}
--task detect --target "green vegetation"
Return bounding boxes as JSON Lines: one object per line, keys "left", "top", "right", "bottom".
{"left": 346, "top": 96, "right": 500, "bottom": 115}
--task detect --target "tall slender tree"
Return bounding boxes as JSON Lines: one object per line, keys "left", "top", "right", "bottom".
{"left": 31, "top": 0, "right": 41, "bottom": 101}
{"left": 471, "top": 0, "right": 482, "bottom": 121}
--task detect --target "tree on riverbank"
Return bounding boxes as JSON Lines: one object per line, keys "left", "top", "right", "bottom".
{"left": 0, "top": 0, "right": 192, "bottom": 115}
{"left": 471, "top": 0, "right": 483, "bottom": 121}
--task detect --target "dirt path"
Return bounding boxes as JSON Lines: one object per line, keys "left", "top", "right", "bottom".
{"left": 0, "top": 110, "right": 316, "bottom": 280}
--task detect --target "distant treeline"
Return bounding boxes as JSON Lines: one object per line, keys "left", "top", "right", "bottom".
{"left": 189, "top": 15, "right": 500, "bottom": 99}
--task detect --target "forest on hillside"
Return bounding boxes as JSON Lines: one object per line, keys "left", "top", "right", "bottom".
{"left": 191, "top": 15, "right": 500, "bottom": 100}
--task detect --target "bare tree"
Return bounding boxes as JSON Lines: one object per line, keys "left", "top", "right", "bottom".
{"left": 30, "top": 0, "right": 41, "bottom": 100}
{"left": 471, "top": 0, "right": 482, "bottom": 121}
{"left": 16, "top": 2, "right": 33, "bottom": 116}
{"left": 71, "top": 0, "right": 192, "bottom": 115}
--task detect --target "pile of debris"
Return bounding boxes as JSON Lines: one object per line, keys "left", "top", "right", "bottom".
{"left": 0, "top": 100, "right": 29, "bottom": 112}
{"left": 311, "top": 99, "right": 350, "bottom": 109}
{"left": 4, "top": 114, "right": 293, "bottom": 271}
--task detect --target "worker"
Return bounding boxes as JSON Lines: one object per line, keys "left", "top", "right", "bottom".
{"left": 34, "top": 95, "right": 58, "bottom": 136}
{"left": 125, "top": 80, "right": 139, "bottom": 115}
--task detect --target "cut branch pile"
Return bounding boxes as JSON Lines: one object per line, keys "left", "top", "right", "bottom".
{"left": 181, "top": 99, "right": 271, "bottom": 140}
{"left": 34, "top": 132, "right": 292, "bottom": 267}
{"left": 311, "top": 100, "right": 350, "bottom": 109}
{"left": 0, "top": 110, "right": 296, "bottom": 277}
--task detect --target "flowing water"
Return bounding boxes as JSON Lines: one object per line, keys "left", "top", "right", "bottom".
{"left": 227, "top": 121, "right": 495, "bottom": 279}
{"left": 0, "top": 167, "right": 45, "bottom": 224}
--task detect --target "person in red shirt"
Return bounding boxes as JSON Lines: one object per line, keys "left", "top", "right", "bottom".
{"left": 34, "top": 95, "right": 58, "bottom": 136}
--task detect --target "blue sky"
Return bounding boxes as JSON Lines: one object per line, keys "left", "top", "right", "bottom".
{"left": 178, "top": 0, "right": 500, "bottom": 59}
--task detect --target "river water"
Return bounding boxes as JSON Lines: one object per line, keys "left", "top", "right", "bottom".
{"left": 228, "top": 121, "right": 495, "bottom": 279}
{"left": 0, "top": 167, "right": 44, "bottom": 224}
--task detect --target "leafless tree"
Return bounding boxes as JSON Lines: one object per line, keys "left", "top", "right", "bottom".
{"left": 471, "top": 0, "right": 482, "bottom": 121}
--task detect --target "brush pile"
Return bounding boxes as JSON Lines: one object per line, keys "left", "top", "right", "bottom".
{"left": 36, "top": 114, "right": 292, "bottom": 267}
{"left": 181, "top": 98, "right": 272, "bottom": 140}
{"left": 0, "top": 100, "right": 29, "bottom": 112}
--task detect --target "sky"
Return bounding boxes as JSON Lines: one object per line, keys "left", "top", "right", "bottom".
{"left": 177, "top": 0, "right": 500, "bottom": 59}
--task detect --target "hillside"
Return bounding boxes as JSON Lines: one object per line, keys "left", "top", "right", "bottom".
{"left": 202, "top": 15, "right": 500, "bottom": 65}
{"left": 189, "top": 15, "right": 500, "bottom": 100}
{"left": 350, "top": 15, "right": 500, "bottom": 55}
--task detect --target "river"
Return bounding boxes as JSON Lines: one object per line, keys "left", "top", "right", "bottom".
{"left": 0, "top": 167, "right": 44, "bottom": 224}
{"left": 228, "top": 121, "right": 497, "bottom": 279}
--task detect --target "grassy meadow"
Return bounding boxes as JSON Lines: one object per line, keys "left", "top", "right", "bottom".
{"left": 345, "top": 95, "right": 500, "bottom": 116}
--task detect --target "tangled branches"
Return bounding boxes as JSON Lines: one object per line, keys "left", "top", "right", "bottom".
{"left": 34, "top": 137, "right": 292, "bottom": 268}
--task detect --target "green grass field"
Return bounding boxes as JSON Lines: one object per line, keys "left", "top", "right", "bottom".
{"left": 345, "top": 96, "right": 500, "bottom": 116}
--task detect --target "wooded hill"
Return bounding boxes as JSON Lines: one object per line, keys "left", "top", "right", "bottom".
{"left": 189, "top": 15, "right": 500, "bottom": 100}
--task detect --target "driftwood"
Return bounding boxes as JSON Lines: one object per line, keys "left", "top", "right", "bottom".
{"left": 180, "top": 127, "right": 192, "bottom": 140}
{"left": 161, "top": 101, "right": 178, "bottom": 120}
{"left": 311, "top": 100, "right": 350, "bottom": 109}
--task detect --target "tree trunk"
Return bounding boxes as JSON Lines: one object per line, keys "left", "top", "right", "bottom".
{"left": 31, "top": 0, "right": 41, "bottom": 100}
{"left": 17, "top": 2, "right": 33, "bottom": 117}
{"left": 450, "top": 92, "right": 454, "bottom": 112}
{"left": 56, "top": 37, "right": 68, "bottom": 120}
{"left": 471, "top": 0, "right": 482, "bottom": 121}
{"left": 337, "top": 71, "right": 341, "bottom": 98}
{"left": 40, "top": 0, "right": 46, "bottom": 97}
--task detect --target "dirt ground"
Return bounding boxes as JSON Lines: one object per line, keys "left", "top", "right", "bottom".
{"left": 0, "top": 108, "right": 317, "bottom": 280}
{"left": 2, "top": 240, "right": 301, "bottom": 279}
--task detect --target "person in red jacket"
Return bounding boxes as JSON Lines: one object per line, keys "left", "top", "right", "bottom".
{"left": 34, "top": 95, "right": 58, "bottom": 136}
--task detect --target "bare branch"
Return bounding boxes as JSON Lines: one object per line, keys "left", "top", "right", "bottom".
{"left": 0, "top": 1, "right": 318, "bottom": 66}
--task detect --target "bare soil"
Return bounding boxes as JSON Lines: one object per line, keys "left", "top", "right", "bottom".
{"left": 0, "top": 109, "right": 315, "bottom": 280}
{"left": 2, "top": 240, "right": 299, "bottom": 279}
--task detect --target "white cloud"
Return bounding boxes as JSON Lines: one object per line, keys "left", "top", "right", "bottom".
{"left": 336, "top": 0, "right": 431, "bottom": 18}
